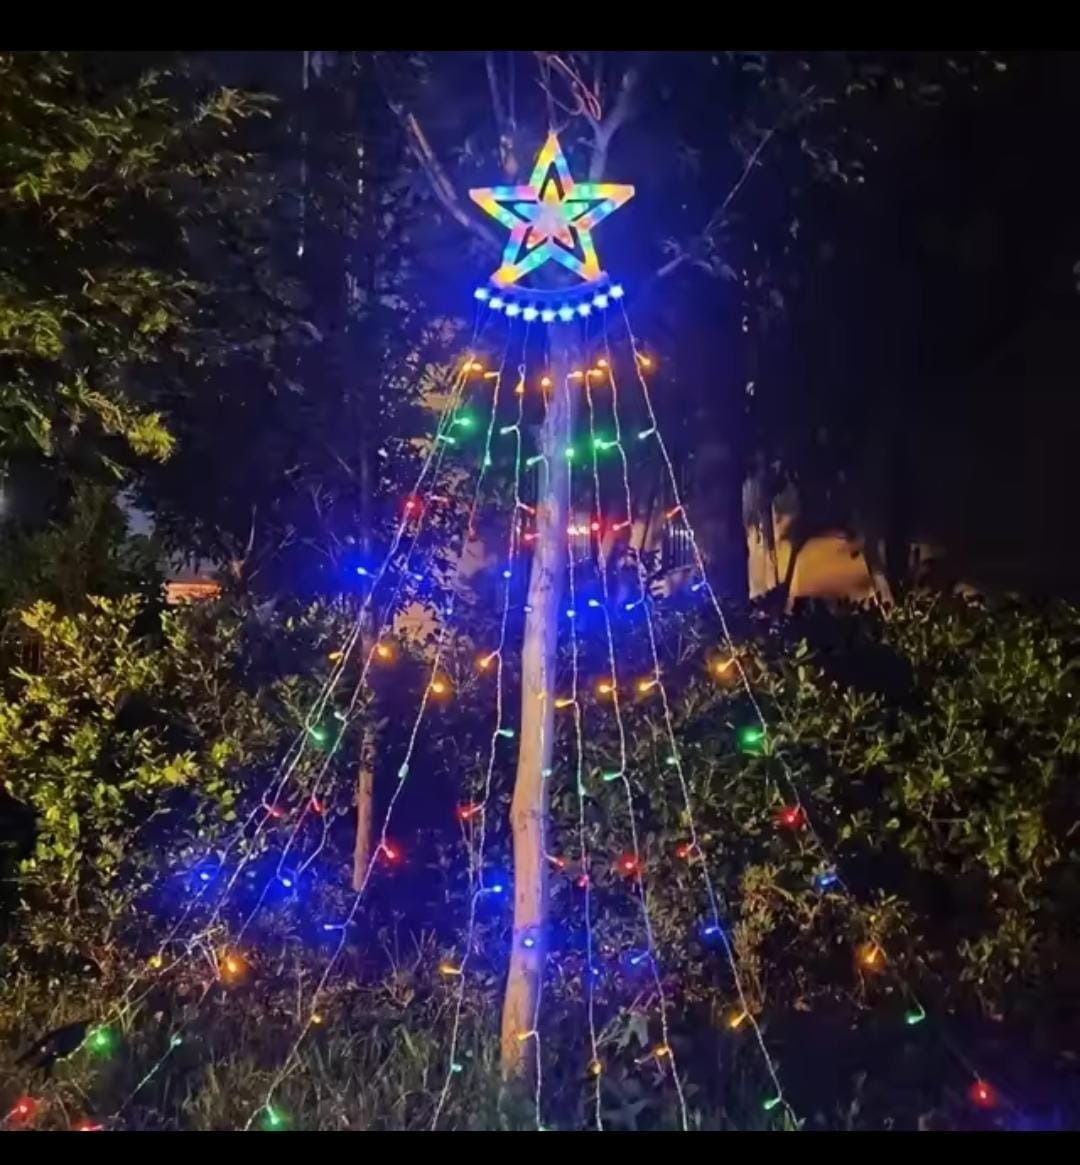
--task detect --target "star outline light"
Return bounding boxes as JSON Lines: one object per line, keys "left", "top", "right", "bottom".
{"left": 470, "top": 132, "right": 634, "bottom": 288}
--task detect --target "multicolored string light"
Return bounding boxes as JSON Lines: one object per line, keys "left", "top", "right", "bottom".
{"left": 581, "top": 349, "right": 689, "bottom": 1130}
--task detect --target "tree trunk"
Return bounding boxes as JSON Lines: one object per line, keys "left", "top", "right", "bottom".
{"left": 352, "top": 701, "right": 376, "bottom": 890}
{"left": 499, "top": 326, "right": 579, "bottom": 1083}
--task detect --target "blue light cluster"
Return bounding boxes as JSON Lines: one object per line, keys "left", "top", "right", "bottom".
{"left": 472, "top": 283, "right": 625, "bottom": 324}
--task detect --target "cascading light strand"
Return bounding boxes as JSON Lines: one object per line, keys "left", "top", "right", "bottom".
{"left": 432, "top": 324, "right": 531, "bottom": 1129}
{"left": 601, "top": 322, "right": 795, "bottom": 1124}
{"left": 582, "top": 356, "right": 689, "bottom": 1131}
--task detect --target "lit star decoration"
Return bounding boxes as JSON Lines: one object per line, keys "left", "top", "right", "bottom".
{"left": 469, "top": 132, "right": 633, "bottom": 314}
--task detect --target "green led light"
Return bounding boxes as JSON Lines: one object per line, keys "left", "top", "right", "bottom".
{"left": 86, "top": 1026, "right": 115, "bottom": 1057}
{"left": 450, "top": 1062, "right": 463, "bottom": 1074}
{"left": 905, "top": 1009, "right": 926, "bottom": 1026}
{"left": 526, "top": 454, "right": 545, "bottom": 467}
{"left": 262, "top": 1105, "right": 287, "bottom": 1131}
{"left": 763, "top": 1095, "right": 782, "bottom": 1112}
{"left": 484, "top": 454, "right": 492, "bottom": 467}
{"left": 564, "top": 446, "right": 575, "bottom": 460}
{"left": 452, "top": 414, "right": 476, "bottom": 429}
{"left": 499, "top": 424, "right": 516, "bottom": 435}
{"left": 737, "top": 725, "right": 766, "bottom": 754}
{"left": 601, "top": 771, "right": 622, "bottom": 782}
{"left": 437, "top": 433, "right": 457, "bottom": 445}
{"left": 637, "top": 427, "right": 656, "bottom": 440}
{"left": 497, "top": 727, "right": 515, "bottom": 739}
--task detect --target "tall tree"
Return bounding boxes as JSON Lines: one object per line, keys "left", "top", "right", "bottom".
{"left": 0, "top": 51, "right": 269, "bottom": 608}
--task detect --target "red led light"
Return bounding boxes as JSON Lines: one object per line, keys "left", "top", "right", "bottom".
{"left": 969, "top": 1079, "right": 998, "bottom": 1109}
{"left": 774, "top": 805, "right": 804, "bottom": 830}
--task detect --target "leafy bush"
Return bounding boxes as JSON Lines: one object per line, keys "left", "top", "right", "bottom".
{"left": 1, "top": 592, "right": 1078, "bottom": 1130}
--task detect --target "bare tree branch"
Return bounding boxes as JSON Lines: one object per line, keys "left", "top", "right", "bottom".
{"left": 485, "top": 51, "right": 518, "bottom": 178}
{"left": 588, "top": 66, "right": 639, "bottom": 180}
{"left": 654, "top": 84, "right": 817, "bottom": 281}
{"left": 374, "top": 58, "right": 502, "bottom": 255}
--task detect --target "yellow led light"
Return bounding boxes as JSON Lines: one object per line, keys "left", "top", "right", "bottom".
{"left": 148, "top": 953, "right": 164, "bottom": 970}
{"left": 596, "top": 681, "right": 615, "bottom": 696}
{"left": 727, "top": 1009, "right": 749, "bottom": 1030}
{"left": 555, "top": 697, "right": 575, "bottom": 709}
{"left": 439, "top": 962, "right": 463, "bottom": 976}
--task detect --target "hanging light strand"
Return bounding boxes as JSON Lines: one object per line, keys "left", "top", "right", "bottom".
{"left": 614, "top": 302, "right": 995, "bottom": 1104}
{"left": 602, "top": 320, "right": 795, "bottom": 1124}
{"left": 582, "top": 358, "right": 689, "bottom": 1131}
{"left": 433, "top": 323, "right": 529, "bottom": 1127}
{"left": 247, "top": 322, "right": 520, "bottom": 1130}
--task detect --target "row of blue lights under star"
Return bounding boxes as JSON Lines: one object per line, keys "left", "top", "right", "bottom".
{"left": 474, "top": 283, "right": 624, "bottom": 321}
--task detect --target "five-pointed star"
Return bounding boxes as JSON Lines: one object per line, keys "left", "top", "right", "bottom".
{"left": 470, "top": 132, "right": 634, "bottom": 288}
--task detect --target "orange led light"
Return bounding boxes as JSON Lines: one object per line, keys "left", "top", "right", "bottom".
{"left": 439, "top": 962, "right": 463, "bottom": 976}
{"left": 430, "top": 679, "right": 448, "bottom": 695}
{"left": 468, "top": 361, "right": 484, "bottom": 372}
{"left": 637, "top": 678, "right": 659, "bottom": 694}
{"left": 857, "top": 942, "right": 884, "bottom": 970}
{"left": 636, "top": 353, "right": 653, "bottom": 369}
{"left": 727, "top": 1009, "right": 749, "bottom": 1030}
{"left": 375, "top": 643, "right": 393, "bottom": 660}
{"left": 569, "top": 370, "right": 585, "bottom": 380}
{"left": 540, "top": 375, "right": 552, "bottom": 388}
{"left": 328, "top": 650, "right": 344, "bottom": 662}
{"left": 555, "top": 697, "right": 574, "bottom": 709}
{"left": 588, "top": 1058, "right": 603, "bottom": 1077}
{"left": 596, "top": 680, "right": 615, "bottom": 696}
{"left": 596, "top": 357, "right": 609, "bottom": 369}
{"left": 653, "top": 1043, "right": 671, "bottom": 1058}
{"left": 477, "top": 652, "right": 497, "bottom": 671}
{"left": 311, "top": 1013, "right": 324, "bottom": 1025}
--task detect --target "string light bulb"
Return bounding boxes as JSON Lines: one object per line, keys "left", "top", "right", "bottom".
{"left": 857, "top": 942, "right": 884, "bottom": 971}
{"left": 596, "top": 680, "right": 616, "bottom": 696}
{"left": 261, "top": 1105, "right": 287, "bottom": 1131}
{"left": 616, "top": 853, "right": 640, "bottom": 877}
{"left": 969, "top": 1079, "right": 998, "bottom": 1109}
{"left": 540, "top": 375, "right": 552, "bottom": 388}
{"left": 775, "top": 805, "right": 805, "bottom": 830}
{"left": 8, "top": 1096, "right": 39, "bottom": 1123}
{"left": 737, "top": 724, "right": 766, "bottom": 754}
{"left": 727, "top": 1009, "right": 749, "bottom": 1030}
{"left": 375, "top": 642, "right": 394, "bottom": 661}
{"left": 430, "top": 678, "right": 449, "bottom": 696}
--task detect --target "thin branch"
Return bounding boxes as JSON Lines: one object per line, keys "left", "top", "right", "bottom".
{"left": 485, "top": 51, "right": 517, "bottom": 177}
{"left": 374, "top": 58, "right": 501, "bottom": 255}
{"left": 589, "top": 66, "right": 639, "bottom": 180}
{"left": 655, "top": 84, "right": 817, "bottom": 281}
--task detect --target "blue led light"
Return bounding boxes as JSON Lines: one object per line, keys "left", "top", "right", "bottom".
{"left": 474, "top": 287, "right": 490, "bottom": 301}
{"left": 502, "top": 568, "right": 512, "bottom": 579}
{"left": 540, "top": 308, "right": 556, "bottom": 323}
{"left": 624, "top": 600, "right": 640, "bottom": 611}
{"left": 356, "top": 566, "right": 371, "bottom": 577}
{"left": 609, "top": 284, "right": 625, "bottom": 299}
{"left": 490, "top": 882, "right": 505, "bottom": 894}
{"left": 566, "top": 608, "right": 576, "bottom": 619}
{"left": 558, "top": 305, "right": 575, "bottom": 322}
{"left": 505, "top": 302, "right": 521, "bottom": 318}
{"left": 522, "top": 306, "right": 538, "bottom": 322}
{"left": 587, "top": 598, "right": 601, "bottom": 608}
{"left": 522, "top": 933, "right": 537, "bottom": 949}
{"left": 489, "top": 296, "right": 505, "bottom": 310}
{"left": 593, "top": 294, "right": 609, "bottom": 309}
{"left": 198, "top": 871, "right": 212, "bottom": 882}
{"left": 577, "top": 303, "right": 592, "bottom": 317}
{"left": 280, "top": 875, "right": 294, "bottom": 889}
{"left": 814, "top": 871, "right": 840, "bottom": 891}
